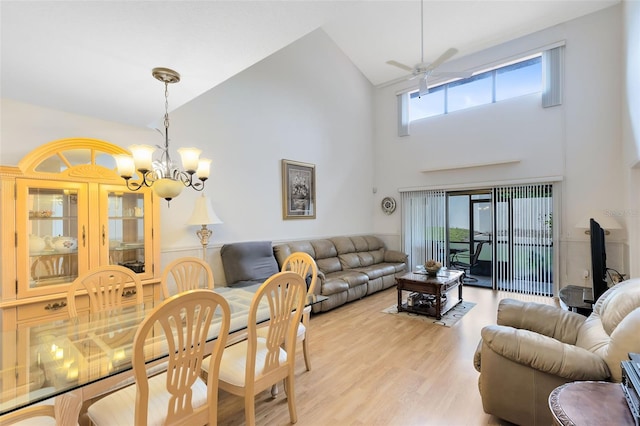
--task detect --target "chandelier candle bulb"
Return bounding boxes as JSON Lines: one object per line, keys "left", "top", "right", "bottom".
{"left": 196, "top": 158, "right": 211, "bottom": 179}
{"left": 129, "top": 144, "right": 155, "bottom": 172}
{"left": 114, "top": 155, "right": 135, "bottom": 178}
{"left": 177, "top": 147, "right": 201, "bottom": 173}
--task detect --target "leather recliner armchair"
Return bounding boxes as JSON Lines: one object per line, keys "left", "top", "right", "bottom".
{"left": 473, "top": 278, "right": 640, "bottom": 426}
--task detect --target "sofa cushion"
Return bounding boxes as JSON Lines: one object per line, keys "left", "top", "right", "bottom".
{"left": 331, "top": 236, "right": 356, "bottom": 254}
{"left": 370, "top": 248, "right": 385, "bottom": 264}
{"left": 355, "top": 264, "right": 397, "bottom": 280}
{"left": 321, "top": 278, "right": 350, "bottom": 296}
{"left": 220, "top": 241, "right": 279, "bottom": 286}
{"left": 357, "top": 251, "right": 375, "bottom": 266}
{"left": 364, "top": 235, "right": 384, "bottom": 250}
{"left": 326, "top": 270, "right": 368, "bottom": 288}
{"left": 339, "top": 253, "right": 362, "bottom": 269}
{"left": 273, "top": 241, "right": 316, "bottom": 267}
{"left": 316, "top": 257, "right": 342, "bottom": 274}
{"left": 311, "top": 239, "right": 338, "bottom": 259}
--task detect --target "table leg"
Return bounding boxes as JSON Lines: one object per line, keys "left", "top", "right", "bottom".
{"left": 435, "top": 288, "right": 442, "bottom": 320}
{"left": 397, "top": 286, "right": 403, "bottom": 312}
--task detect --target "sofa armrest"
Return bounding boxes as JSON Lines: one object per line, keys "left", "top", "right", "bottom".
{"left": 384, "top": 250, "right": 408, "bottom": 263}
{"left": 497, "top": 298, "right": 586, "bottom": 344}
{"left": 480, "top": 325, "right": 610, "bottom": 381}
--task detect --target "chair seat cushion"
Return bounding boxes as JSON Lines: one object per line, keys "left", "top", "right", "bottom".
{"left": 87, "top": 372, "right": 208, "bottom": 425}
{"left": 214, "top": 337, "right": 287, "bottom": 387}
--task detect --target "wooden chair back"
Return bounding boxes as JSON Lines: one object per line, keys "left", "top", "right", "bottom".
{"left": 31, "top": 254, "right": 74, "bottom": 281}
{"left": 66, "top": 265, "right": 143, "bottom": 317}
{"left": 281, "top": 251, "right": 318, "bottom": 296}
{"left": 208, "top": 272, "right": 307, "bottom": 425}
{"left": 132, "top": 289, "right": 230, "bottom": 425}
{"left": 1, "top": 392, "right": 81, "bottom": 425}
{"left": 161, "top": 257, "right": 214, "bottom": 299}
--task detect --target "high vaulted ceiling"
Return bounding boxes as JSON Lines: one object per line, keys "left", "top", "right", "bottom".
{"left": 1, "top": 0, "right": 619, "bottom": 128}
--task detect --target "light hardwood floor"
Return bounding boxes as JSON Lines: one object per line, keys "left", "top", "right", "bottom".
{"left": 217, "top": 285, "right": 557, "bottom": 425}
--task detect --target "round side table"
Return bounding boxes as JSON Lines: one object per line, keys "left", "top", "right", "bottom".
{"left": 548, "top": 381, "right": 635, "bottom": 426}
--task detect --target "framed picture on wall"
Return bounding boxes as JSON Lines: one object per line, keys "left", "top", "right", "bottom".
{"left": 282, "top": 159, "right": 316, "bottom": 219}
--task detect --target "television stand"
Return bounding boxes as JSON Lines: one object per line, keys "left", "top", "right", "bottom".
{"left": 559, "top": 285, "right": 593, "bottom": 316}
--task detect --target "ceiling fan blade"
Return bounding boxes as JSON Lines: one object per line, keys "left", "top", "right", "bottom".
{"left": 386, "top": 60, "right": 414, "bottom": 72}
{"left": 425, "top": 48, "right": 459, "bottom": 71}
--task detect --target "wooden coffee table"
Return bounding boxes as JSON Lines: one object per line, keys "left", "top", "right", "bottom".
{"left": 396, "top": 270, "right": 464, "bottom": 320}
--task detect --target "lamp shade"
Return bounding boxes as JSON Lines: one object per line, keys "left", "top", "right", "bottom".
{"left": 186, "top": 195, "right": 223, "bottom": 225}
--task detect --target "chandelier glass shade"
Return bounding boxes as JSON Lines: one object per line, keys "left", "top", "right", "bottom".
{"left": 114, "top": 67, "right": 211, "bottom": 203}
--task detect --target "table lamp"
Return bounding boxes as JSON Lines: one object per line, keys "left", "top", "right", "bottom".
{"left": 186, "top": 194, "right": 223, "bottom": 260}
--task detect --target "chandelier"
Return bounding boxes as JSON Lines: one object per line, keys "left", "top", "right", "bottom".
{"left": 114, "top": 67, "right": 210, "bottom": 204}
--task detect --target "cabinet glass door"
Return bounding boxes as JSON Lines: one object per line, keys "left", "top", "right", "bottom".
{"left": 104, "top": 188, "right": 151, "bottom": 279}
{"left": 18, "top": 180, "right": 88, "bottom": 296}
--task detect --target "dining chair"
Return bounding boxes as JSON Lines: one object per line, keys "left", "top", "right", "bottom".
{"left": 1, "top": 392, "right": 81, "bottom": 425}
{"left": 87, "top": 289, "right": 231, "bottom": 425}
{"left": 202, "top": 271, "right": 306, "bottom": 426}
{"left": 66, "top": 264, "right": 143, "bottom": 317}
{"left": 161, "top": 256, "right": 214, "bottom": 299}
{"left": 30, "top": 254, "right": 72, "bottom": 281}
{"left": 258, "top": 251, "right": 318, "bottom": 371}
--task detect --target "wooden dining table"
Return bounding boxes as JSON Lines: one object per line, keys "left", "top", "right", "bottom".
{"left": 0, "top": 285, "right": 326, "bottom": 419}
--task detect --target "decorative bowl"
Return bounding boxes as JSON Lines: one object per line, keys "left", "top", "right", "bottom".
{"left": 424, "top": 259, "right": 442, "bottom": 276}
{"left": 425, "top": 266, "right": 441, "bottom": 276}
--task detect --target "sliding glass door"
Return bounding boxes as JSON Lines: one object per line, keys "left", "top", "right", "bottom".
{"left": 447, "top": 191, "right": 493, "bottom": 287}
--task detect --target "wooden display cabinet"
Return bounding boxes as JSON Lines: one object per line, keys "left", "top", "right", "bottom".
{"left": 0, "top": 138, "right": 162, "bottom": 331}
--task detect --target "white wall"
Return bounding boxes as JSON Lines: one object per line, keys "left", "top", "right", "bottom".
{"left": 372, "top": 5, "right": 626, "bottom": 287}
{"left": 163, "top": 29, "right": 375, "bottom": 249}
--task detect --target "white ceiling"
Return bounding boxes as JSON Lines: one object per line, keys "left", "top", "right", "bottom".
{"left": 1, "top": 0, "right": 619, "bottom": 128}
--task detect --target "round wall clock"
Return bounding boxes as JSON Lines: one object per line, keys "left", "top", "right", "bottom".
{"left": 381, "top": 197, "right": 397, "bottom": 215}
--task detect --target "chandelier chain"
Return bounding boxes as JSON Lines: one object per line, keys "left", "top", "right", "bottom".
{"left": 164, "top": 81, "right": 170, "bottom": 130}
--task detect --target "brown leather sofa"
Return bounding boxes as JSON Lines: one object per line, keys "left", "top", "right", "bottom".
{"left": 274, "top": 235, "right": 408, "bottom": 313}
{"left": 473, "top": 278, "right": 640, "bottom": 426}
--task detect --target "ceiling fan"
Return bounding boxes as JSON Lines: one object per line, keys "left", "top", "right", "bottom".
{"left": 383, "top": 0, "right": 471, "bottom": 96}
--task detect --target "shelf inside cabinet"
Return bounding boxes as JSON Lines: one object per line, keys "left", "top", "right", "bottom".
{"left": 108, "top": 216, "right": 144, "bottom": 220}
{"left": 30, "top": 275, "right": 77, "bottom": 287}
{"left": 110, "top": 243, "right": 144, "bottom": 250}
{"left": 29, "top": 250, "right": 77, "bottom": 257}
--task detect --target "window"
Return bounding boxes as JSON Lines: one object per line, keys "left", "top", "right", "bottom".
{"left": 408, "top": 55, "right": 542, "bottom": 122}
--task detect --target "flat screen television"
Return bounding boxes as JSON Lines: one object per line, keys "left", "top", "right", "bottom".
{"left": 589, "top": 218, "right": 608, "bottom": 303}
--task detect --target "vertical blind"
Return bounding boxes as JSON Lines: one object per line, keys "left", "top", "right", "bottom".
{"left": 494, "top": 184, "right": 553, "bottom": 295}
{"left": 401, "top": 190, "right": 446, "bottom": 270}
{"left": 542, "top": 45, "right": 564, "bottom": 108}
{"left": 401, "top": 183, "right": 554, "bottom": 296}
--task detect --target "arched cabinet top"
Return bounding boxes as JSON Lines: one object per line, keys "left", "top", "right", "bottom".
{"left": 11, "top": 138, "right": 130, "bottom": 182}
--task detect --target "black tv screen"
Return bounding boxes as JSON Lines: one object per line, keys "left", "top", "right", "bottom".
{"left": 590, "top": 218, "right": 608, "bottom": 302}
